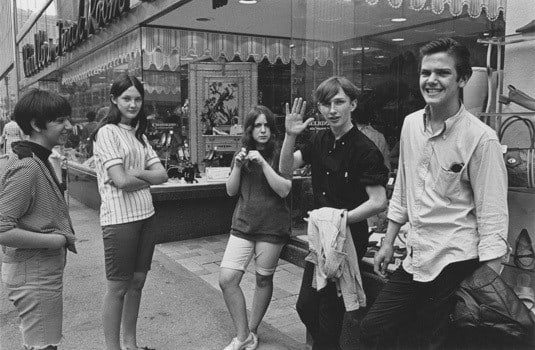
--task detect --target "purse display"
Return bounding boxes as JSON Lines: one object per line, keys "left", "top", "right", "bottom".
{"left": 498, "top": 116, "right": 535, "bottom": 188}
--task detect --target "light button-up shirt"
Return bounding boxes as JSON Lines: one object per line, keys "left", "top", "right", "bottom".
{"left": 388, "top": 105, "right": 508, "bottom": 282}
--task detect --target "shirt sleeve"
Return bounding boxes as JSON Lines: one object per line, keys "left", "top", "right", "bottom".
{"left": 94, "top": 126, "right": 123, "bottom": 170}
{"left": 143, "top": 135, "right": 160, "bottom": 168}
{"left": 469, "top": 137, "right": 509, "bottom": 261}
{"left": 298, "top": 134, "right": 314, "bottom": 166}
{"left": 388, "top": 127, "right": 409, "bottom": 225}
{"left": 359, "top": 147, "right": 389, "bottom": 188}
{"left": 0, "top": 161, "right": 37, "bottom": 233}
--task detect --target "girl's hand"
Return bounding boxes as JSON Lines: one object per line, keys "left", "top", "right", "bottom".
{"left": 285, "top": 98, "right": 312, "bottom": 136}
{"left": 246, "top": 150, "right": 265, "bottom": 166}
{"left": 234, "top": 148, "right": 247, "bottom": 168}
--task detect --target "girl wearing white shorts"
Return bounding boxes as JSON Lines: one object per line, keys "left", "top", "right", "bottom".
{"left": 219, "top": 106, "right": 292, "bottom": 350}
{"left": 92, "top": 74, "right": 168, "bottom": 350}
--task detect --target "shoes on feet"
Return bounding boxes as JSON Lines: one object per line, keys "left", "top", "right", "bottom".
{"left": 516, "top": 19, "right": 535, "bottom": 34}
{"left": 223, "top": 332, "right": 258, "bottom": 350}
{"left": 499, "top": 85, "right": 535, "bottom": 111}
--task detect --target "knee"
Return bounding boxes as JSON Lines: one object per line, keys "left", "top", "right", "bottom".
{"left": 107, "top": 282, "right": 129, "bottom": 299}
{"left": 219, "top": 270, "right": 240, "bottom": 291}
{"left": 255, "top": 273, "right": 273, "bottom": 288}
{"left": 129, "top": 273, "right": 147, "bottom": 291}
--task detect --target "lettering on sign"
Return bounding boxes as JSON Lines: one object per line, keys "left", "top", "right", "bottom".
{"left": 22, "top": 0, "right": 132, "bottom": 77}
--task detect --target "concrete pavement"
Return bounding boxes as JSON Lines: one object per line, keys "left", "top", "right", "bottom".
{"left": 1, "top": 198, "right": 305, "bottom": 350}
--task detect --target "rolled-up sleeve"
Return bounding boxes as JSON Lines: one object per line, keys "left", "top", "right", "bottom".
{"left": 94, "top": 125, "right": 123, "bottom": 170}
{"left": 469, "top": 137, "right": 509, "bottom": 261}
{"left": 0, "top": 162, "right": 36, "bottom": 233}
{"left": 388, "top": 134, "right": 409, "bottom": 225}
{"left": 359, "top": 148, "right": 389, "bottom": 188}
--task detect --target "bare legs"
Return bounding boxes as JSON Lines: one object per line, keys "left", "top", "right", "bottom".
{"left": 103, "top": 272, "right": 147, "bottom": 350}
{"left": 219, "top": 240, "right": 284, "bottom": 340}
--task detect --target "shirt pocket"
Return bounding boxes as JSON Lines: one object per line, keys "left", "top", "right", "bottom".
{"left": 1, "top": 261, "right": 26, "bottom": 287}
{"left": 433, "top": 167, "right": 462, "bottom": 198}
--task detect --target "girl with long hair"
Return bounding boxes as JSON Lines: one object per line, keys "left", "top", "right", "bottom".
{"left": 219, "top": 105, "right": 292, "bottom": 350}
{"left": 91, "top": 74, "right": 168, "bottom": 350}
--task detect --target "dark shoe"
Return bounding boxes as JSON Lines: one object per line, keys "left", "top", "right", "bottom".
{"left": 513, "top": 229, "right": 535, "bottom": 270}
{"left": 516, "top": 19, "right": 535, "bottom": 34}
{"left": 499, "top": 85, "right": 535, "bottom": 111}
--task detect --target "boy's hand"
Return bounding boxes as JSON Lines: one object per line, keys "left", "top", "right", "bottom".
{"left": 285, "top": 98, "right": 313, "bottom": 136}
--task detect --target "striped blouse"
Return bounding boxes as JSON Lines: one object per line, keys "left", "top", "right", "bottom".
{"left": 93, "top": 123, "right": 160, "bottom": 226}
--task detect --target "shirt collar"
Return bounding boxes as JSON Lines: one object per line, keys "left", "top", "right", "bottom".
{"left": 422, "top": 103, "right": 466, "bottom": 137}
{"left": 118, "top": 123, "right": 134, "bottom": 130}
{"left": 27, "top": 141, "right": 52, "bottom": 163}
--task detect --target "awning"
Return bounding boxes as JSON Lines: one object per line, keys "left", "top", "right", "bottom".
{"left": 366, "top": 0, "right": 505, "bottom": 21}
{"left": 141, "top": 27, "right": 335, "bottom": 71}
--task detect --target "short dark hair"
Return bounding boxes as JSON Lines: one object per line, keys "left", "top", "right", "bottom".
{"left": 85, "top": 110, "right": 96, "bottom": 122}
{"left": 419, "top": 38, "right": 472, "bottom": 82}
{"left": 314, "top": 76, "right": 359, "bottom": 105}
{"left": 14, "top": 89, "right": 72, "bottom": 135}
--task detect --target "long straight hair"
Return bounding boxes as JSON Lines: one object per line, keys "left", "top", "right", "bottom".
{"left": 91, "top": 74, "right": 148, "bottom": 146}
{"left": 241, "top": 105, "right": 279, "bottom": 170}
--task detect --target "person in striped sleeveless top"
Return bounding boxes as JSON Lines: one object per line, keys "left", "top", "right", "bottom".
{"left": 91, "top": 74, "right": 168, "bottom": 350}
{"left": 219, "top": 106, "right": 292, "bottom": 350}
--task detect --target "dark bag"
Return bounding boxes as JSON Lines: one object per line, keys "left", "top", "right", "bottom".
{"left": 450, "top": 264, "right": 535, "bottom": 346}
{"left": 498, "top": 115, "right": 535, "bottom": 188}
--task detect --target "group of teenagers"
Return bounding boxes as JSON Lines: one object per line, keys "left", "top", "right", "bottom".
{"left": 0, "top": 37, "right": 511, "bottom": 350}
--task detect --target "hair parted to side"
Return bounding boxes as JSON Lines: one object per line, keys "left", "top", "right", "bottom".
{"left": 241, "top": 105, "right": 279, "bottom": 168}
{"left": 91, "top": 73, "right": 147, "bottom": 146}
{"left": 313, "top": 76, "right": 359, "bottom": 106}
{"left": 419, "top": 38, "right": 472, "bottom": 82}
{"left": 13, "top": 89, "right": 72, "bottom": 135}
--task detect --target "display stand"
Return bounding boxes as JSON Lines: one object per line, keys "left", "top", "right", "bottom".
{"left": 477, "top": 34, "right": 535, "bottom": 307}
{"left": 477, "top": 33, "right": 535, "bottom": 130}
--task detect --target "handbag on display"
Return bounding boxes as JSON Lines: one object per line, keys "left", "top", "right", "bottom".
{"left": 498, "top": 116, "right": 535, "bottom": 188}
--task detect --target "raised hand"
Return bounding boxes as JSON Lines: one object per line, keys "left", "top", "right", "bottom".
{"left": 285, "top": 98, "right": 313, "bottom": 136}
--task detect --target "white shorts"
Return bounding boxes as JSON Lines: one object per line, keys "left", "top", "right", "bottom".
{"left": 220, "top": 235, "right": 284, "bottom": 276}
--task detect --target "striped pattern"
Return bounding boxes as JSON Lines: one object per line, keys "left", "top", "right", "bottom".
{"left": 93, "top": 124, "right": 160, "bottom": 225}
{"left": 0, "top": 153, "right": 75, "bottom": 262}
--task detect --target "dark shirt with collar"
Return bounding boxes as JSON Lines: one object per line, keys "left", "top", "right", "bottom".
{"left": 12, "top": 140, "right": 63, "bottom": 195}
{"left": 299, "top": 126, "right": 389, "bottom": 258}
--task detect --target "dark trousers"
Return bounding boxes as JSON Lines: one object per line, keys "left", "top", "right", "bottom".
{"left": 296, "top": 261, "right": 346, "bottom": 350}
{"left": 360, "top": 259, "right": 480, "bottom": 350}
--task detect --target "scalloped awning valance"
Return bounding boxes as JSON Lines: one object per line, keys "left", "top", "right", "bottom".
{"left": 141, "top": 27, "right": 335, "bottom": 71}
{"left": 366, "top": 0, "right": 505, "bottom": 21}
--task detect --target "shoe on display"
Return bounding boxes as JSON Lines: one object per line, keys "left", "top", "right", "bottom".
{"left": 513, "top": 229, "right": 535, "bottom": 271}
{"left": 223, "top": 332, "right": 257, "bottom": 350}
{"left": 516, "top": 19, "right": 535, "bottom": 34}
{"left": 499, "top": 85, "right": 535, "bottom": 111}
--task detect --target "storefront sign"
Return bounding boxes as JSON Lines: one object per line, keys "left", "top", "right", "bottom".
{"left": 308, "top": 120, "right": 329, "bottom": 132}
{"left": 22, "top": 0, "right": 131, "bottom": 77}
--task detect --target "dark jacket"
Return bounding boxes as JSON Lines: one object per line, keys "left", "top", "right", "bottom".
{"left": 450, "top": 264, "right": 535, "bottom": 348}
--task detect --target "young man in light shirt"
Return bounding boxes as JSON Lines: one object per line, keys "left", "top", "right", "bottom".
{"left": 359, "top": 38, "right": 509, "bottom": 349}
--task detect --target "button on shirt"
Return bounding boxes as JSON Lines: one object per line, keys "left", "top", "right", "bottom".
{"left": 300, "top": 127, "right": 389, "bottom": 257}
{"left": 388, "top": 105, "right": 508, "bottom": 282}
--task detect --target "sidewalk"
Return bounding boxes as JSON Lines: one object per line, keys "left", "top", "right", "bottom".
{"left": 157, "top": 236, "right": 306, "bottom": 344}
{"left": 0, "top": 198, "right": 305, "bottom": 350}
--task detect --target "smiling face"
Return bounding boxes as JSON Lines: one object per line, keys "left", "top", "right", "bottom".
{"left": 112, "top": 85, "right": 143, "bottom": 124}
{"left": 34, "top": 115, "right": 72, "bottom": 149}
{"left": 419, "top": 52, "right": 467, "bottom": 114}
{"left": 252, "top": 113, "right": 271, "bottom": 148}
{"left": 317, "top": 87, "right": 357, "bottom": 132}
